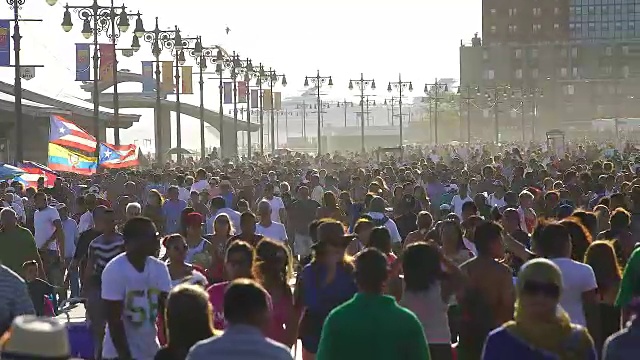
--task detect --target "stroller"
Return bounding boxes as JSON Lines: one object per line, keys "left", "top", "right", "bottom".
{"left": 58, "top": 298, "right": 95, "bottom": 359}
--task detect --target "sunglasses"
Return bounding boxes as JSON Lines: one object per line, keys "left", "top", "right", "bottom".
{"left": 522, "top": 280, "right": 560, "bottom": 299}
{"left": 169, "top": 244, "right": 188, "bottom": 251}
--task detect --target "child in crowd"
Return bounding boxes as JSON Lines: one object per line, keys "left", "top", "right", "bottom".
{"left": 22, "top": 260, "right": 54, "bottom": 316}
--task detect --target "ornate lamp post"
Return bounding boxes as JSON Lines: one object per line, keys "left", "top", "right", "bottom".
{"left": 61, "top": 0, "right": 144, "bottom": 153}
{"left": 263, "top": 68, "right": 286, "bottom": 153}
{"left": 477, "top": 85, "right": 513, "bottom": 143}
{"left": 142, "top": 17, "right": 178, "bottom": 163}
{"left": 304, "top": 70, "right": 332, "bottom": 155}
{"left": 348, "top": 73, "right": 375, "bottom": 152}
{"left": 423, "top": 79, "right": 448, "bottom": 145}
{"left": 387, "top": 74, "right": 413, "bottom": 147}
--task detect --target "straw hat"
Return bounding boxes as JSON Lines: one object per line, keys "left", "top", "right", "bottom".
{"left": 0, "top": 315, "right": 80, "bottom": 360}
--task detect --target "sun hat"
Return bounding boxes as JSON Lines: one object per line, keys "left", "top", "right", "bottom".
{"left": 313, "top": 220, "right": 357, "bottom": 250}
{"left": 0, "top": 315, "right": 82, "bottom": 359}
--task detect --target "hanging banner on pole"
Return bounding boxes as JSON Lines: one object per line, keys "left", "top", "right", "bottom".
{"left": 141, "top": 61, "right": 154, "bottom": 92}
{"left": 161, "top": 61, "right": 174, "bottom": 93}
{"left": 98, "top": 44, "right": 115, "bottom": 82}
{"left": 274, "top": 92, "right": 282, "bottom": 110}
{"left": 263, "top": 89, "right": 273, "bottom": 110}
{"left": 181, "top": 66, "right": 193, "bottom": 94}
{"left": 0, "top": 21, "right": 9, "bottom": 66}
{"left": 75, "top": 44, "right": 90, "bottom": 81}
{"left": 223, "top": 82, "right": 233, "bottom": 104}
{"left": 251, "top": 89, "right": 259, "bottom": 108}
{"left": 237, "top": 81, "right": 247, "bottom": 103}
{"left": 20, "top": 66, "right": 35, "bottom": 80}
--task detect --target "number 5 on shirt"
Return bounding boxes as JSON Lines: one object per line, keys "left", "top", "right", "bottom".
{"left": 125, "top": 288, "right": 161, "bottom": 326}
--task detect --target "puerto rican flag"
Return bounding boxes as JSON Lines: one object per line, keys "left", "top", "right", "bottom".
{"left": 49, "top": 114, "right": 97, "bottom": 153}
{"left": 16, "top": 161, "right": 58, "bottom": 188}
{"left": 99, "top": 143, "right": 139, "bottom": 169}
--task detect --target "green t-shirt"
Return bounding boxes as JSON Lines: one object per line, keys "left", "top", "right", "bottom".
{"left": 316, "top": 293, "right": 431, "bottom": 360}
{"left": 0, "top": 227, "right": 40, "bottom": 275}
{"left": 616, "top": 247, "right": 640, "bottom": 308}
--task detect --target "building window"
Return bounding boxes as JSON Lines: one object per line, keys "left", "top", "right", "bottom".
{"left": 616, "top": 22, "right": 623, "bottom": 30}
{"left": 509, "top": 25, "right": 517, "bottom": 33}
{"left": 561, "top": 48, "right": 568, "bottom": 58}
{"left": 588, "top": 6, "right": 596, "bottom": 15}
{"left": 515, "top": 69, "right": 523, "bottom": 79}
{"left": 509, "top": 8, "right": 517, "bottom": 17}
{"left": 482, "top": 49, "right": 489, "bottom": 60}
{"left": 490, "top": 8, "right": 496, "bottom": 15}
{"left": 605, "top": 46, "right": 613, "bottom": 56}
{"left": 609, "top": 85, "right": 616, "bottom": 94}
{"left": 588, "top": 23, "right": 596, "bottom": 31}
{"left": 571, "top": 47, "right": 578, "bottom": 58}
{"left": 483, "top": 109, "right": 490, "bottom": 118}
{"left": 515, "top": 49, "right": 522, "bottom": 59}
{"left": 602, "top": 22, "right": 609, "bottom": 31}
{"left": 532, "top": 68, "right": 539, "bottom": 79}
{"left": 630, "top": 22, "right": 636, "bottom": 31}
{"left": 623, "top": 65, "right": 630, "bottom": 78}
{"left": 491, "top": 25, "right": 497, "bottom": 34}
{"left": 533, "top": 8, "right": 542, "bottom": 16}
{"left": 533, "top": 24, "right": 542, "bottom": 33}
{"left": 603, "top": 66, "right": 613, "bottom": 75}
{"left": 572, "top": 67, "right": 578, "bottom": 77}
{"left": 602, "top": 6, "right": 609, "bottom": 15}
{"left": 561, "top": 67, "right": 568, "bottom": 77}
{"left": 563, "top": 85, "right": 575, "bottom": 95}
{"left": 554, "top": 23, "right": 560, "bottom": 30}
{"left": 554, "top": 7, "right": 560, "bottom": 15}
{"left": 531, "top": 48, "right": 538, "bottom": 58}
{"left": 484, "top": 69, "right": 495, "bottom": 80}
{"left": 623, "top": 46, "right": 630, "bottom": 55}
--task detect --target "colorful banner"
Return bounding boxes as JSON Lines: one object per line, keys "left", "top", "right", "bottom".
{"left": 274, "top": 92, "right": 282, "bottom": 111}
{"left": 161, "top": 61, "right": 174, "bottom": 93}
{"left": 98, "top": 44, "right": 115, "bottom": 82}
{"left": 49, "top": 114, "right": 97, "bottom": 153}
{"left": 75, "top": 44, "right": 90, "bottom": 81}
{"left": 181, "top": 66, "right": 193, "bottom": 94}
{"left": 99, "top": 143, "right": 139, "bottom": 168}
{"left": 251, "top": 89, "right": 259, "bottom": 109}
{"left": 0, "top": 21, "right": 9, "bottom": 66}
{"left": 263, "top": 89, "right": 273, "bottom": 110}
{"left": 48, "top": 143, "right": 97, "bottom": 176}
{"left": 141, "top": 61, "right": 154, "bottom": 92}
{"left": 223, "top": 82, "right": 233, "bottom": 104}
{"left": 238, "top": 81, "right": 247, "bottom": 103}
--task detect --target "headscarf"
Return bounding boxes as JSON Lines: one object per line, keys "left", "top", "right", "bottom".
{"left": 504, "top": 258, "right": 591, "bottom": 360}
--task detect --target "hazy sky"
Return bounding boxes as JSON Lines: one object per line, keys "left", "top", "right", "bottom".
{"left": 5, "top": 0, "right": 481, "bottom": 148}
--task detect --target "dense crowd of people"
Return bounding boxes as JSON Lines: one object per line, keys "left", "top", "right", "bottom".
{"left": 1, "top": 142, "right": 640, "bottom": 359}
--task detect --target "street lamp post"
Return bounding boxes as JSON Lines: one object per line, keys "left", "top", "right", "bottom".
{"left": 349, "top": 73, "right": 375, "bottom": 153}
{"left": 169, "top": 29, "right": 196, "bottom": 165}
{"left": 457, "top": 85, "right": 475, "bottom": 145}
{"left": 423, "top": 79, "right": 448, "bottom": 145}
{"left": 62, "top": 0, "right": 144, "bottom": 155}
{"left": 263, "top": 68, "right": 286, "bottom": 153}
{"left": 142, "top": 17, "right": 178, "bottom": 163}
{"left": 384, "top": 97, "right": 399, "bottom": 125}
{"left": 304, "top": 70, "right": 332, "bottom": 155}
{"left": 387, "top": 74, "right": 413, "bottom": 147}
{"left": 10, "top": 0, "right": 56, "bottom": 162}
{"left": 477, "top": 85, "right": 513, "bottom": 143}
{"left": 523, "top": 87, "right": 543, "bottom": 141}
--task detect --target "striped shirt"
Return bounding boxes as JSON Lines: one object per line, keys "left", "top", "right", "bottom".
{"left": 88, "top": 233, "right": 125, "bottom": 281}
{"left": 0, "top": 265, "right": 35, "bottom": 334}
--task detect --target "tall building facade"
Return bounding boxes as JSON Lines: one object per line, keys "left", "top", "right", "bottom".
{"left": 460, "top": 0, "right": 640, "bottom": 141}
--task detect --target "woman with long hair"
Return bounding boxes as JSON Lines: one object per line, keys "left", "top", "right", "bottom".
{"left": 205, "top": 213, "right": 235, "bottom": 282}
{"left": 206, "top": 241, "right": 256, "bottom": 331}
{"left": 440, "top": 220, "right": 473, "bottom": 266}
{"left": 294, "top": 219, "right": 357, "bottom": 360}
{"left": 401, "top": 242, "right": 465, "bottom": 360}
{"left": 584, "top": 240, "right": 622, "bottom": 352}
{"left": 482, "top": 258, "right": 596, "bottom": 359}
{"left": 368, "top": 227, "right": 397, "bottom": 265}
{"left": 143, "top": 189, "right": 165, "bottom": 234}
{"left": 560, "top": 217, "right": 593, "bottom": 262}
{"left": 254, "top": 239, "right": 296, "bottom": 348}
{"left": 155, "top": 285, "right": 217, "bottom": 360}
{"left": 413, "top": 185, "right": 430, "bottom": 212}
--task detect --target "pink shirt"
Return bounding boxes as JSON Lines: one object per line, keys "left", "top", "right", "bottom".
{"left": 267, "top": 294, "right": 293, "bottom": 346}
{"left": 207, "top": 281, "right": 273, "bottom": 331}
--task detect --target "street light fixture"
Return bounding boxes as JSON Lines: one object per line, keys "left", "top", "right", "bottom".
{"left": 304, "top": 70, "right": 332, "bottom": 155}
{"left": 423, "top": 79, "right": 449, "bottom": 145}
{"left": 387, "top": 73, "right": 413, "bottom": 148}
{"left": 349, "top": 73, "right": 376, "bottom": 152}
{"left": 61, "top": 0, "right": 144, "bottom": 151}
{"left": 477, "top": 85, "right": 513, "bottom": 143}
{"left": 169, "top": 30, "right": 196, "bottom": 164}
{"left": 142, "top": 17, "right": 179, "bottom": 163}
{"left": 263, "top": 68, "right": 286, "bottom": 153}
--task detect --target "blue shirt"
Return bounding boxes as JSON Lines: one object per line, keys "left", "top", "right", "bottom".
{"left": 603, "top": 318, "right": 640, "bottom": 360}
{"left": 186, "top": 324, "right": 292, "bottom": 360}
{"left": 162, "top": 199, "right": 187, "bottom": 234}
{"left": 482, "top": 326, "right": 597, "bottom": 360}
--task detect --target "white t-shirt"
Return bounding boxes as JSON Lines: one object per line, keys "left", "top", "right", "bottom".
{"left": 78, "top": 210, "right": 94, "bottom": 233}
{"left": 487, "top": 194, "right": 507, "bottom": 209}
{"left": 33, "top": 206, "right": 61, "bottom": 251}
{"left": 450, "top": 195, "right": 473, "bottom": 217}
{"left": 256, "top": 222, "right": 288, "bottom": 243}
{"left": 178, "top": 187, "right": 191, "bottom": 202}
{"left": 190, "top": 180, "right": 210, "bottom": 194}
{"left": 311, "top": 185, "right": 324, "bottom": 204}
{"left": 550, "top": 258, "right": 598, "bottom": 327}
{"left": 101, "top": 254, "right": 172, "bottom": 360}
{"left": 264, "top": 196, "right": 285, "bottom": 223}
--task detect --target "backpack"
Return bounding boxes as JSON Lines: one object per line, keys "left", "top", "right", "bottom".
{"left": 372, "top": 216, "right": 389, "bottom": 227}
